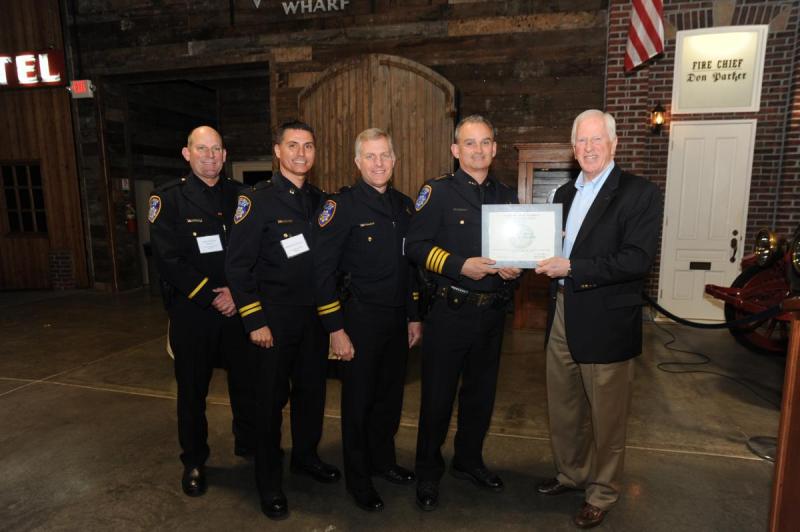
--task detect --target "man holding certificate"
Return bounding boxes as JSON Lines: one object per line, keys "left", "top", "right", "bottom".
{"left": 406, "top": 115, "right": 522, "bottom": 511}
{"left": 534, "top": 109, "right": 662, "bottom": 529}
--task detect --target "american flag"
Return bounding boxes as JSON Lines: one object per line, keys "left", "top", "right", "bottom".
{"left": 624, "top": 0, "right": 665, "bottom": 71}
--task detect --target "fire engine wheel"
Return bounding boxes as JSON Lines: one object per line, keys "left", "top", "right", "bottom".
{"left": 724, "top": 265, "right": 788, "bottom": 355}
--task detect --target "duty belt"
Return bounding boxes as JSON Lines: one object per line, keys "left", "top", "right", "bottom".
{"left": 435, "top": 285, "right": 501, "bottom": 307}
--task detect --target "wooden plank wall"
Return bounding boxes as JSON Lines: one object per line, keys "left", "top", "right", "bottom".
{"left": 0, "top": 0, "right": 88, "bottom": 289}
{"left": 70, "top": 0, "right": 608, "bottom": 187}
{"left": 128, "top": 82, "right": 216, "bottom": 184}
{"left": 215, "top": 75, "right": 272, "bottom": 164}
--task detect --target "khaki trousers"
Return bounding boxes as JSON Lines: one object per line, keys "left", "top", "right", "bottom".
{"left": 545, "top": 291, "right": 635, "bottom": 510}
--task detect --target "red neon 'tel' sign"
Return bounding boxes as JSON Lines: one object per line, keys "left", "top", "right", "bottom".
{"left": 0, "top": 50, "right": 66, "bottom": 89}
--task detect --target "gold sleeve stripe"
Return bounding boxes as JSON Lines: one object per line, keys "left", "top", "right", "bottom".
{"left": 432, "top": 251, "right": 450, "bottom": 274}
{"left": 317, "top": 300, "right": 341, "bottom": 312}
{"left": 317, "top": 304, "right": 342, "bottom": 316}
{"left": 239, "top": 301, "right": 261, "bottom": 313}
{"left": 425, "top": 247, "right": 444, "bottom": 271}
{"left": 425, "top": 247, "right": 450, "bottom": 274}
{"left": 240, "top": 305, "right": 262, "bottom": 318}
{"left": 188, "top": 277, "right": 209, "bottom": 299}
{"left": 412, "top": 292, "right": 420, "bottom": 301}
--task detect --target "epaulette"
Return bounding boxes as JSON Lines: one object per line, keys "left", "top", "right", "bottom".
{"left": 154, "top": 177, "right": 185, "bottom": 193}
{"left": 337, "top": 185, "right": 353, "bottom": 194}
{"left": 308, "top": 182, "right": 325, "bottom": 195}
{"left": 251, "top": 180, "right": 273, "bottom": 192}
{"left": 498, "top": 180, "right": 513, "bottom": 190}
{"left": 434, "top": 173, "right": 454, "bottom": 181}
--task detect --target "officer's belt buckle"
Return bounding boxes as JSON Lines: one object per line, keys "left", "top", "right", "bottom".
{"left": 474, "top": 292, "right": 494, "bottom": 306}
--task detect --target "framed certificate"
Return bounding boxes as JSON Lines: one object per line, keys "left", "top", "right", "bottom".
{"left": 481, "top": 204, "right": 562, "bottom": 268}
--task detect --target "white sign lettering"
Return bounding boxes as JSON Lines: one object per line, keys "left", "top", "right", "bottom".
{"left": 38, "top": 53, "right": 61, "bottom": 83}
{"left": 16, "top": 54, "right": 37, "bottom": 84}
{"left": 281, "top": 0, "right": 349, "bottom": 15}
{"left": 0, "top": 51, "right": 66, "bottom": 89}
{"left": 0, "top": 57, "right": 11, "bottom": 85}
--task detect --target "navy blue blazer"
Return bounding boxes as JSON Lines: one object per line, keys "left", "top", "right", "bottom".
{"left": 545, "top": 164, "right": 663, "bottom": 363}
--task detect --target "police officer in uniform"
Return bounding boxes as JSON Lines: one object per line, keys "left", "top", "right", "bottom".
{"left": 225, "top": 120, "right": 340, "bottom": 520}
{"left": 406, "top": 115, "right": 522, "bottom": 511}
{"left": 312, "top": 128, "right": 422, "bottom": 512}
{"left": 148, "top": 125, "right": 255, "bottom": 498}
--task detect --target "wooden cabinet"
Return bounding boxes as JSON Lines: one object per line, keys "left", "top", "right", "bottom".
{"left": 512, "top": 143, "right": 577, "bottom": 329}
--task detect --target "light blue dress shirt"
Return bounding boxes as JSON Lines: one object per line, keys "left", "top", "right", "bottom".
{"left": 558, "top": 161, "right": 614, "bottom": 283}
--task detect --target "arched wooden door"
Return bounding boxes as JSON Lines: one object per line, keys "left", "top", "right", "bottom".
{"left": 298, "top": 54, "right": 455, "bottom": 199}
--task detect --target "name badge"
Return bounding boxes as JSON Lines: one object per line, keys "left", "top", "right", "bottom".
{"left": 281, "top": 233, "right": 310, "bottom": 258}
{"left": 196, "top": 234, "right": 223, "bottom": 254}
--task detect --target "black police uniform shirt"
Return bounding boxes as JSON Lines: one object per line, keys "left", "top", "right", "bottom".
{"left": 148, "top": 173, "right": 244, "bottom": 307}
{"left": 405, "top": 167, "right": 517, "bottom": 293}
{"left": 312, "top": 179, "right": 421, "bottom": 332}
{"left": 225, "top": 172, "right": 324, "bottom": 333}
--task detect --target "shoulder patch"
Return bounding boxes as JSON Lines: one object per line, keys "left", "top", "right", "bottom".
{"left": 234, "top": 195, "right": 252, "bottom": 224}
{"left": 415, "top": 185, "right": 432, "bottom": 211}
{"left": 148, "top": 195, "right": 162, "bottom": 223}
{"left": 318, "top": 199, "right": 337, "bottom": 227}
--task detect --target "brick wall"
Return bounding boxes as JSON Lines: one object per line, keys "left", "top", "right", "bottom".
{"left": 605, "top": 0, "right": 800, "bottom": 295}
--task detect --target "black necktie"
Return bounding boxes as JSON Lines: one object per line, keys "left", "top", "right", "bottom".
{"left": 298, "top": 188, "right": 312, "bottom": 218}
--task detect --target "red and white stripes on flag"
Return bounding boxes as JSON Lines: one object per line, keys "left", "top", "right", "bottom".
{"left": 624, "top": 0, "right": 665, "bottom": 72}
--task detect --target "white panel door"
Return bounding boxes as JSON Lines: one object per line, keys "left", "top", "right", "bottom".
{"left": 658, "top": 120, "right": 756, "bottom": 321}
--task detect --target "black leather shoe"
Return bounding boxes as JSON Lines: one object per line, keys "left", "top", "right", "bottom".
{"left": 348, "top": 487, "right": 384, "bottom": 512}
{"left": 374, "top": 464, "right": 415, "bottom": 485}
{"left": 537, "top": 477, "right": 575, "bottom": 496}
{"left": 416, "top": 480, "right": 439, "bottom": 511}
{"left": 451, "top": 464, "right": 504, "bottom": 492}
{"left": 573, "top": 502, "right": 607, "bottom": 528}
{"left": 181, "top": 466, "right": 207, "bottom": 497}
{"left": 260, "top": 492, "right": 289, "bottom": 520}
{"left": 290, "top": 460, "right": 341, "bottom": 483}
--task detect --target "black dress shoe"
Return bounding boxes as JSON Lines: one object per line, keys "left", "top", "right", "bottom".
{"left": 290, "top": 460, "right": 341, "bottom": 483}
{"left": 374, "top": 464, "right": 415, "bottom": 485}
{"left": 537, "top": 477, "right": 575, "bottom": 496}
{"left": 348, "top": 487, "right": 384, "bottom": 512}
{"left": 416, "top": 480, "right": 439, "bottom": 511}
{"left": 261, "top": 491, "right": 289, "bottom": 520}
{"left": 181, "top": 466, "right": 207, "bottom": 497}
{"left": 451, "top": 464, "right": 504, "bottom": 492}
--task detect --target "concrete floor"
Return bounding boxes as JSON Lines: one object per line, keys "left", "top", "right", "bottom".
{"left": 0, "top": 289, "right": 782, "bottom": 531}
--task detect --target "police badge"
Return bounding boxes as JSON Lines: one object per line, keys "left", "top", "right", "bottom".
{"left": 234, "top": 195, "right": 252, "bottom": 224}
{"left": 318, "top": 199, "right": 337, "bottom": 227}
{"left": 415, "top": 185, "right": 432, "bottom": 211}
{"left": 148, "top": 195, "right": 161, "bottom": 223}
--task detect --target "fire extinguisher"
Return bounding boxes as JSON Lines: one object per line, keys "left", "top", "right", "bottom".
{"left": 125, "top": 203, "right": 137, "bottom": 234}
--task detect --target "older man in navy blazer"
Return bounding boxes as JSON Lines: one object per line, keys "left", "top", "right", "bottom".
{"left": 535, "top": 109, "right": 662, "bottom": 529}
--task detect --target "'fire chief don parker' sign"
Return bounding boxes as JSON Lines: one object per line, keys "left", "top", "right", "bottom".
{"left": 671, "top": 25, "right": 768, "bottom": 114}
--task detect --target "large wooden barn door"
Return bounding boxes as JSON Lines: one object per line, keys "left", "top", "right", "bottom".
{"left": 298, "top": 54, "right": 455, "bottom": 198}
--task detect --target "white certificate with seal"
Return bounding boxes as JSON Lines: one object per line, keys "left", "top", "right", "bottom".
{"left": 481, "top": 204, "right": 562, "bottom": 268}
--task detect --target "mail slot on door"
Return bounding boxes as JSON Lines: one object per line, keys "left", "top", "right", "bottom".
{"left": 689, "top": 261, "right": 712, "bottom": 270}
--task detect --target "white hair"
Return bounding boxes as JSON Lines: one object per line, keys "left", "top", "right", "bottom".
{"left": 570, "top": 110, "right": 617, "bottom": 145}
